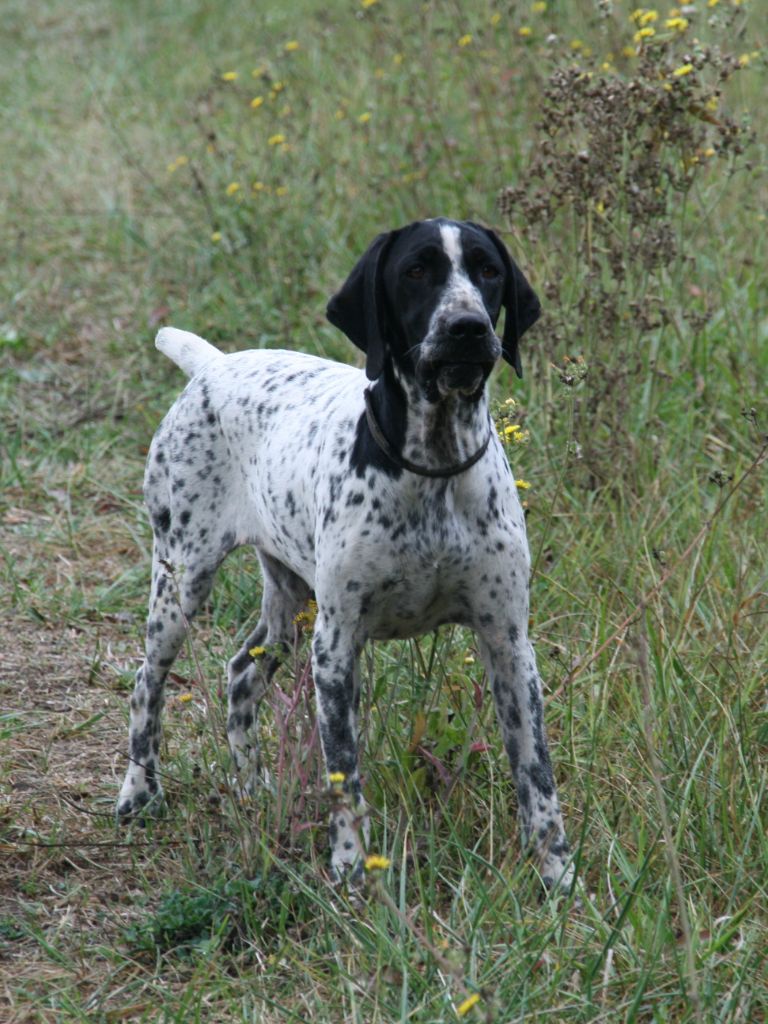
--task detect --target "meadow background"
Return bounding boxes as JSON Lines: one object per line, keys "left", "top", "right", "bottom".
{"left": 1, "top": 0, "right": 766, "bottom": 1020}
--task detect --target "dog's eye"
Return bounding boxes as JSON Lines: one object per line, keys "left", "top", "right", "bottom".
{"left": 405, "top": 264, "right": 426, "bottom": 280}
{"left": 480, "top": 264, "right": 501, "bottom": 280}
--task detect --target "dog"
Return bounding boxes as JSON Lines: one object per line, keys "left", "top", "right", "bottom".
{"left": 117, "top": 218, "right": 573, "bottom": 890}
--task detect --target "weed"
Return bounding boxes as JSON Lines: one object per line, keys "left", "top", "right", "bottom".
{"left": 0, "top": 916, "right": 25, "bottom": 942}
{"left": 122, "top": 871, "right": 313, "bottom": 960}
{"left": 499, "top": 5, "right": 760, "bottom": 489}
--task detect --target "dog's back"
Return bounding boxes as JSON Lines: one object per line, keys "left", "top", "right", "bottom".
{"left": 146, "top": 336, "right": 364, "bottom": 587}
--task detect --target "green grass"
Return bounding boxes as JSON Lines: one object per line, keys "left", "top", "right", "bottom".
{"left": 1, "top": 0, "right": 766, "bottom": 1021}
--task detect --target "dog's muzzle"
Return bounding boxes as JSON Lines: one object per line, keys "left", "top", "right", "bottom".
{"left": 417, "top": 314, "right": 501, "bottom": 396}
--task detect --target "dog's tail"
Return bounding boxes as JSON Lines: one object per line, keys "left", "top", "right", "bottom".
{"left": 155, "top": 327, "right": 223, "bottom": 378}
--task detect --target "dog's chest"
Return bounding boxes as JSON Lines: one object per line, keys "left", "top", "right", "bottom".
{"left": 331, "top": 476, "right": 522, "bottom": 639}
{"left": 363, "top": 544, "right": 471, "bottom": 639}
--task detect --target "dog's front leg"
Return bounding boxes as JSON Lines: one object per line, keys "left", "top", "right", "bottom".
{"left": 311, "top": 623, "right": 369, "bottom": 884}
{"left": 477, "top": 629, "right": 573, "bottom": 891}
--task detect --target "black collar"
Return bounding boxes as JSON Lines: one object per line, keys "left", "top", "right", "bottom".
{"left": 363, "top": 388, "right": 492, "bottom": 479}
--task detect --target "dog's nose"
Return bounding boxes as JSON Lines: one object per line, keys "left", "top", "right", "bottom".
{"left": 446, "top": 314, "right": 490, "bottom": 340}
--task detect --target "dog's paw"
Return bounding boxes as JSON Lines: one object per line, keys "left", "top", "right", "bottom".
{"left": 329, "top": 856, "right": 366, "bottom": 889}
{"left": 228, "top": 765, "right": 275, "bottom": 802}
{"left": 540, "top": 855, "right": 576, "bottom": 899}
{"left": 227, "top": 735, "right": 275, "bottom": 797}
{"left": 116, "top": 779, "right": 165, "bottom": 823}
{"left": 329, "top": 804, "right": 368, "bottom": 887}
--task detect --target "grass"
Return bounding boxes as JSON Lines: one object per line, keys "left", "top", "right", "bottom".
{"left": 1, "top": 0, "right": 766, "bottom": 1020}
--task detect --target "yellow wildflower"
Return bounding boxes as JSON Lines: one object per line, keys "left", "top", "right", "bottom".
{"left": 361, "top": 0, "right": 379, "bottom": 7}
{"left": 250, "top": 96, "right": 264, "bottom": 109}
{"left": 639, "top": 9, "right": 658, "bottom": 25}
{"left": 358, "top": 111, "right": 372, "bottom": 124}
{"left": 251, "top": 65, "right": 266, "bottom": 78}
{"left": 633, "top": 27, "right": 655, "bottom": 41}
{"left": 622, "top": 45, "right": 637, "bottom": 58}
{"left": 672, "top": 62, "right": 694, "bottom": 76}
{"left": 664, "top": 16, "right": 689, "bottom": 30}
{"left": 504, "top": 423, "right": 522, "bottom": 435}
{"left": 518, "top": 26, "right": 532, "bottom": 37}
{"left": 268, "top": 133, "right": 286, "bottom": 145}
{"left": 272, "top": 81, "right": 285, "bottom": 93}
{"left": 249, "top": 645, "right": 266, "bottom": 657}
{"left": 225, "top": 181, "right": 241, "bottom": 196}
{"left": 703, "top": 147, "right": 716, "bottom": 157}
{"left": 458, "top": 34, "right": 473, "bottom": 47}
{"left": 532, "top": 1, "right": 547, "bottom": 12}
{"left": 178, "top": 693, "right": 194, "bottom": 703}
{"left": 464, "top": 655, "right": 476, "bottom": 665}
{"left": 707, "top": 0, "right": 719, "bottom": 5}
{"left": 364, "top": 854, "right": 391, "bottom": 871}
{"left": 294, "top": 599, "right": 318, "bottom": 628}
{"left": 275, "top": 185, "right": 289, "bottom": 196}
{"left": 221, "top": 70, "right": 238, "bottom": 81}
{"left": 457, "top": 993, "right": 481, "bottom": 1017}
{"left": 490, "top": 12, "right": 502, "bottom": 26}
{"left": 166, "top": 155, "right": 188, "bottom": 174}
{"left": 210, "top": 231, "right": 222, "bottom": 243}
{"left": 284, "top": 40, "right": 300, "bottom": 51}
{"left": 328, "top": 771, "right": 346, "bottom": 784}
{"left": 738, "top": 54, "right": 750, "bottom": 67}
{"left": 515, "top": 479, "right": 532, "bottom": 490}
{"left": 252, "top": 180, "right": 265, "bottom": 192}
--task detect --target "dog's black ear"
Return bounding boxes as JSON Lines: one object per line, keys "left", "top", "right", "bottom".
{"left": 326, "top": 230, "right": 400, "bottom": 380}
{"left": 468, "top": 223, "right": 541, "bottom": 379}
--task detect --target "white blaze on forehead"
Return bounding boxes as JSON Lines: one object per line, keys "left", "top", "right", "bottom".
{"left": 439, "top": 222, "right": 464, "bottom": 272}
{"left": 437, "top": 223, "right": 487, "bottom": 315}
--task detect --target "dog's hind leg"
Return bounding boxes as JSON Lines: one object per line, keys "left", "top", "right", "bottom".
{"left": 226, "top": 552, "right": 311, "bottom": 792}
{"left": 117, "top": 540, "right": 224, "bottom": 818}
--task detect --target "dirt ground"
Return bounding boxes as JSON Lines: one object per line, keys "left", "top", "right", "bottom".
{"left": 0, "top": 611, "right": 154, "bottom": 1016}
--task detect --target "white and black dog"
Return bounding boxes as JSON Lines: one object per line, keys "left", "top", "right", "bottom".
{"left": 117, "top": 218, "right": 573, "bottom": 890}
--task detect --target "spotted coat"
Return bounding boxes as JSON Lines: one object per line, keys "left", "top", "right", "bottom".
{"left": 117, "top": 219, "right": 573, "bottom": 890}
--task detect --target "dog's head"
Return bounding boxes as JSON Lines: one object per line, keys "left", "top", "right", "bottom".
{"left": 326, "top": 218, "right": 540, "bottom": 396}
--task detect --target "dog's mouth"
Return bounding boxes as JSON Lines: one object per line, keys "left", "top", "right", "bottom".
{"left": 416, "top": 329, "right": 501, "bottom": 397}
{"left": 434, "top": 361, "right": 491, "bottom": 396}
{"left": 416, "top": 354, "right": 495, "bottom": 397}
